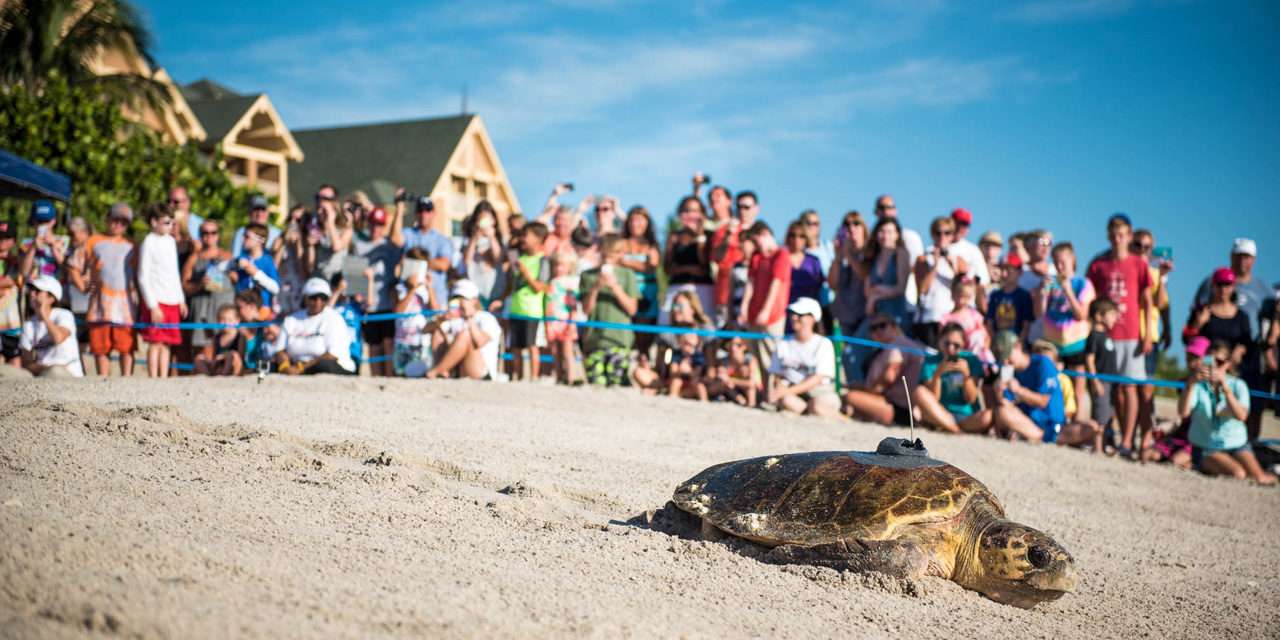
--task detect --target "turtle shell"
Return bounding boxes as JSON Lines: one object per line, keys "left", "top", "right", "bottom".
{"left": 672, "top": 450, "right": 1003, "bottom": 546}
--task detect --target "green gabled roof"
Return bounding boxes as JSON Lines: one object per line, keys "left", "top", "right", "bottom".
{"left": 287, "top": 114, "right": 474, "bottom": 207}
{"left": 187, "top": 94, "right": 263, "bottom": 143}
{"left": 181, "top": 78, "right": 241, "bottom": 102}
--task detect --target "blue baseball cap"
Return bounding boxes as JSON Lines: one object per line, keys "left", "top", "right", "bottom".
{"left": 1107, "top": 212, "right": 1131, "bottom": 228}
{"left": 30, "top": 200, "right": 56, "bottom": 224}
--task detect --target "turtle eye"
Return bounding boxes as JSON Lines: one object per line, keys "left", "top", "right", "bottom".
{"left": 1027, "top": 546, "right": 1051, "bottom": 569}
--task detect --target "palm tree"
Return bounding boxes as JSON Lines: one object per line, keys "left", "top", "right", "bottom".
{"left": 0, "top": 0, "right": 169, "bottom": 110}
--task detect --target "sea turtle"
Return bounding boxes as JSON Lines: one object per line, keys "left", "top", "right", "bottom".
{"left": 671, "top": 437, "right": 1078, "bottom": 608}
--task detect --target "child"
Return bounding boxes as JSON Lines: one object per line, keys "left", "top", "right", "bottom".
{"left": 234, "top": 289, "right": 272, "bottom": 374}
{"left": 706, "top": 335, "right": 760, "bottom": 407}
{"left": 1036, "top": 242, "right": 1095, "bottom": 422}
{"left": 986, "top": 260, "right": 1033, "bottom": 347}
{"left": 495, "top": 222, "right": 550, "bottom": 381}
{"left": 392, "top": 248, "right": 441, "bottom": 377}
{"left": 666, "top": 332, "right": 708, "bottom": 400}
{"left": 942, "top": 277, "right": 992, "bottom": 362}
{"left": 1031, "top": 339, "right": 1103, "bottom": 451}
{"left": 137, "top": 203, "right": 187, "bottom": 378}
{"left": 1084, "top": 299, "right": 1120, "bottom": 453}
{"left": 1142, "top": 337, "right": 1202, "bottom": 469}
{"left": 194, "top": 304, "right": 244, "bottom": 376}
{"left": 544, "top": 251, "right": 582, "bottom": 385}
{"left": 231, "top": 222, "right": 281, "bottom": 312}
{"left": 329, "top": 272, "right": 364, "bottom": 373}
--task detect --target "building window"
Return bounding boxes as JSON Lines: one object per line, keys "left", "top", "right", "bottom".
{"left": 474, "top": 181, "right": 488, "bottom": 199}
{"left": 451, "top": 175, "right": 467, "bottom": 194}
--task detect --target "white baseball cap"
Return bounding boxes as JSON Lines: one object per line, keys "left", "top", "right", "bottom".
{"left": 786, "top": 297, "right": 822, "bottom": 322}
{"left": 450, "top": 279, "right": 480, "bottom": 300}
{"left": 29, "top": 274, "right": 63, "bottom": 301}
{"left": 1232, "top": 238, "right": 1257, "bottom": 257}
{"left": 301, "top": 277, "right": 332, "bottom": 298}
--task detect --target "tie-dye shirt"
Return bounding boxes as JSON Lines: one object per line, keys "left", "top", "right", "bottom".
{"left": 1041, "top": 276, "right": 1095, "bottom": 357}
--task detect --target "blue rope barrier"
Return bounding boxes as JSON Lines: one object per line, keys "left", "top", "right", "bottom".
{"left": 8, "top": 305, "right": 1280, "bottom": 400}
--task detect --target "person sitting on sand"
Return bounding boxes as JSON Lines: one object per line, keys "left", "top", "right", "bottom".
{"left": 633, "top": 290, "right": 714, "bottom": 393}
{"left": 425, "top": 279, "right": 503, "bottom": 380}
{"left": 193, "top": 304, "right": 244, "bottom": 376}
{"left": 1177, "top": 339, "right": 1277, "bottom": 484}
{"left": 913, "top": 322, "right": 990, "bottom": 434}
{"left": 19, "top": 275, "right": 84, "bottom": 377}
{"left": 988, "top": 331, "right": 1101, "bottom": 447}
{"left": 765, "top": 297, "right": 840, "bottom": 417}
{"left": 843, "top": 314, "right": 924, "bottom": 425}
{"left": 666, "top": 332, "right": 709, "bottom": 401}
{"left": 267, "top": 277, "right": 356, "bottom": 376}
{"left": 704, "top": 335, "right": 760, "bottom": 408}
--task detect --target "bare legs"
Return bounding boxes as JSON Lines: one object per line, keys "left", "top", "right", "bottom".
{"left": 147, "top": 344, "right": 171, "bottom": 378}
{"left": 426, "top": 330, "right": 486, "bottom": 380}
{"left": 1200, "top": 450, "right": 1277, "bottom": 485}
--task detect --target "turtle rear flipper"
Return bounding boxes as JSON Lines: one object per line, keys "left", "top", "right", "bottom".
{"left": 764, "top": 539, "right": 930, "bottom": 578}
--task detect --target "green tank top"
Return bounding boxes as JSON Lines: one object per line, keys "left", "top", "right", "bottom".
{"left": 510, "top": 253, "right": 545, "bottom": 317}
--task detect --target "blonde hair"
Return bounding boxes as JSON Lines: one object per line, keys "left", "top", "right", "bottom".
{"left": 672, "top": 290, "right": 711, "bottom": 327}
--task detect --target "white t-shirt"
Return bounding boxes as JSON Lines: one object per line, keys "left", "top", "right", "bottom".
{"left": 441, "top": 311, "right": 502, "bottom": 379}
{"left": 20, "top": 308, "right": 84, "bottom": 376}
{"left": 951, "top": 238, "right": 990, "bottom": 285}
{"left": 768, "top": 334, "right": 835, "bottom": 385}
{"left": 1017, "top": 263, "right": 1059, "bottom": 294}
{"left": 275, "top": 307, "right": 355, "bottom": 372}
{"left": 900, "top": 226, "right": 925, "bottom": 306}
{"left": 917, "top": 248, "right": 959, "bottom": 324}
{"left": 393, "top": 283, "right": 433, "bottom": 347}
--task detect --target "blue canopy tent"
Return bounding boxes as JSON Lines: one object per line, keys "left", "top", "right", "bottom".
{"left": 0, "top": 150, "right": 72, "bottom": 203}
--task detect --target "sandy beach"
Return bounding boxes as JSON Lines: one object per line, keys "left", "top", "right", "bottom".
{"left": 2, "top": 375, "right": 1277, "bottom": 638}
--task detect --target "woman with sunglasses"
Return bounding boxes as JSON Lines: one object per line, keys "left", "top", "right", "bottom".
{"left": 1186, "top": 268, "right": 1251, "bottom": 369}
{"left": 181, "top": 221, "right": 234, "bottom": 357}
{"left": 784, "top": 220, "right": 824, "bottom": 306}
{"left": 913, "top": 216, "right": 969, "bottom": 348}
{"left": 829, "top": 211, "right": 869, "bottom": 337}
{"left": 1178, "top": 340, "right": 1276, "bottom": 484}
{"left": 914, "top": 323, "right": 990, "bottom": 434}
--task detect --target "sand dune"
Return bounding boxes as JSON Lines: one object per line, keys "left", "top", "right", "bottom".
{"left": 1, "top": 376, "right": 1276, "bottom": 638}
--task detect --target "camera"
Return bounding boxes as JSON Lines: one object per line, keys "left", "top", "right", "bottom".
{"left": 560, "top": 182, "right": 574, "bottom": 192}
{"left": 395, "top": 190, "right": 417, "bottom": 204}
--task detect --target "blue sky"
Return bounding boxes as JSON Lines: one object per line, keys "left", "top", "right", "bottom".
{"left": 137, "top": 0, "right": 1280, "bottom": 349}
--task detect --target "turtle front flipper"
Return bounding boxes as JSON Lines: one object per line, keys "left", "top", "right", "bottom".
{"left": 764, "top": 539, "right": 931, "bottom": 578}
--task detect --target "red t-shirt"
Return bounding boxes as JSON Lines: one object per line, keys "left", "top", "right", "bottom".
{"left": 711, "top": 224, "right": 744, "bottom": 306}
{"left": 1086, "top": 252, "right": 1151, "bottom": 341}
{"left": 747, "top": 248, "right": 792, "bottom": 326}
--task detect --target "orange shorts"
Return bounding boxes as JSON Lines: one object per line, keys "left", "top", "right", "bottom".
{"left": 89, "top": 324, "right": 135, "bottom": 356}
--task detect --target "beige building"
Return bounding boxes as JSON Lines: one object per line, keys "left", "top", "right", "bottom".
{"left": 288, "top": 114, "right": 521, "bottom": 235}
{"left": 181, "top": 79, "right": 304, "bottom": 217}
{"left": 89, "top": 45, "right": 302, "bottom": 217}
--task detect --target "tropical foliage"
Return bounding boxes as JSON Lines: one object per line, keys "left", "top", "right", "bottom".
{"left": 0, "top": 77, "right": 257, "bottom": 238}
{"left": 0, "top": 0, "right": 169, "bottom": 112}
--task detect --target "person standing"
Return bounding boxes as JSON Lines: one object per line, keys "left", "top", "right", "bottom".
{"left": 949, "top": 208, "right": 991, "bottom": 286}
{"left": 579, "top": 234, "right": 639, "bottom": 387}
{"left": 63, "top": 216, "right": 93, "bottom": 359}
{"left": 828, "top": 211, "right": 870, "bottom": 337}
{"left": 85, "top": 204, "right": 137, "bottom": 377}
{"left": 230, "top": 196, "right": 282, "bottom": 258}
{"left": 864, "top": 218, "right": 912, "bottom": 332}
{"left": 230, "top": 223, "right": 281, "bottom": 312}
{"left": 19, "top": 276, "right": 84, "bottom": 377}
{"left": 167, "top": 186, "right": 204, "bottom": 248}
{"left": 19, "top": 200, "right": 67, "bottom": 282}
{"left": 1192, "top": 237, "right": 1273, "bottom": 441}
{"left": 137, "top": 203, "right": 188, "bottom": 378}
{"left": 661, "top": 196, "right": 714, "bottom": 324}
{"left": 1036, "top": 242, "right": 1096, "bottom": 415}
{"left": 182, "top": 220, "right": 234, "bottom": 357}
{"left": 355, "top": 207, "right": 402, "bottom": 376}
{"left": 709, "top": 190, "right": 760, "bottom": 327}
{"left": 461, "top": 201, "right": 508, "bottom": 308}
{"left": 0, "top": 220, "right": 22, "bottom": 369}
{"left": 392, "top": 190, "right": 453, "bottom": 309}
{"left": 1086, "top": 213, "right": 1153, "bottom": 458}
{"left": 738, "top": 221, "right": 791, "bottom": 378}
{"left": 913, "top": 216, "right": 969, "bottom": 348}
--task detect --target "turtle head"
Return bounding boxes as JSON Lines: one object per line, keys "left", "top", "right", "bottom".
{"left": 966, "top": 520, "right": 1078, "bottom": 609}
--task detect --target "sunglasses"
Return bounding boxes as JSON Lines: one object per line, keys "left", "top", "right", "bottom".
{"left": 803, "top": 219, "right": 820, "bottom": 226}
{"left": 870, "top": 322, "right": 892, "bottom": 331}
{"left": 315, "top": 194, "right": 335, "bottom": 202}
{"left": 167, "top": 199, "right": 186, "bottom": 205}
{"left": 935, "top": 230, "right": 954, "bottom": 237}
{"left": 729, "top": 341, "right": 747, "bottom": 349}
{"left": 846, "top": 220, "right": 864, "bottom": 227}
{"left": 1133, "top": 243, "right": 1152, "bottom": 251}
{"left": 787, "top": 234, "right": 806, "bottom": 240}
{"left": 877, "top": 203, "right": 896, "bottom": 210}
{"left": 108, "top": 218, "right": 128, "bottom": 225}
{"left": 306, "top": 294, "right": 329, "bottom": 301}
{"left": 679, "top": 208, "right": 701, "bottom": 214}
{"left": 942, "top": 341, "right": 964, "bottom": 350}
{"left": 200, "top": 229, "right": 219, "bottom": 236}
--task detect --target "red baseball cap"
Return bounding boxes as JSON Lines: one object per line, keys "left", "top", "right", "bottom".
{"left": 1212, "top": 267, "right": 1235, "bottom": 285}
{"left": 368, "top": 207, "right": 389, "bottom": 226}
{"left": 951, "top": 208, "right": 973, "bottom": 226}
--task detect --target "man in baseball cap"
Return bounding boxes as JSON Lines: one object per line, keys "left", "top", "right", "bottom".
{"left": 1192, "top": 236, "right": 1273, "bottom": 441}
{"left": 424, "top": 278, "right": 503, "bottom": 381}
{"left": 19, "top": 274, "right": 84, "bottom": 377}
{"left": 392, "top": 187, "right": 453, "bottom": 308}
{"left": 948, "top": 207, "right": 990, "bottom": 285}
{"left": 763, "top": 296, "right": 840, "bottom": 417}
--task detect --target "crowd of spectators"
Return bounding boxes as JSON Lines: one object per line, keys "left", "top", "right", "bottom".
{"left": 1, "top": 173, "right": 1276, "bottom": 485}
